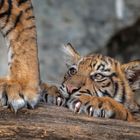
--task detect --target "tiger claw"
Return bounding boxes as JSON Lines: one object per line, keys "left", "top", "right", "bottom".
{"left": 89, "top": 106, "right": 94, "bottom": 116}
{"left": 57, "top": 97, "right": 63, "bottom": 106}
{"left": 74, "top": 101, "right": 81, "bottom": 113}
{"left": 87, "top": 105, "right": 114, "bottom": 118}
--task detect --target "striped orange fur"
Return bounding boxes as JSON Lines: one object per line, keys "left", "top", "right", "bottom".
{"left": 0, "top": 0, "right": 40, "bottom": 112}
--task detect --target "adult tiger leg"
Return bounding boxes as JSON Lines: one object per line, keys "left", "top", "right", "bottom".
{"left": 0, "top": 0, "right": 40, "bottom": 112}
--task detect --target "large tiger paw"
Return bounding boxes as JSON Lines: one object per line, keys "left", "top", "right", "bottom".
{"left": 40, "top": 83, "right": 66, "bottom": 106}
{"left": 67, "top": 95, "right": 134, "bottom": 121}
{"left": 0, "top": 79, "right": 40, "bottom": 113}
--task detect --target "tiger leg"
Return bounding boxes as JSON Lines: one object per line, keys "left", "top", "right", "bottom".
{"left": 0, "top": 0, "right": 40, "bottom": 112}
{"left": 67, "top": 95, "right": 134, "bottom": 121}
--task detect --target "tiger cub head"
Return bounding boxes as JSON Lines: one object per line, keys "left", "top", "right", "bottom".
{"left": 60, "top": 43, "right": 140, "bottom": 111}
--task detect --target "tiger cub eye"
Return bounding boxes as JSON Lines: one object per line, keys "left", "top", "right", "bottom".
{"left": 69, "top": 67, "right": 77, "bottom": 75}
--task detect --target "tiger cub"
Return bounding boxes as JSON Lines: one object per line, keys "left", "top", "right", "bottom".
{"left": 43, "top": 43, "right": 140, "bottom": 121}
{"left": 0, "top": 0, "right": 40, "bottom": 112}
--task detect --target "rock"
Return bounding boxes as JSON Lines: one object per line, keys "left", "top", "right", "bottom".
{"left": 0, "top": 0, "right": 140, "bottom": 82}
{"left": 105, "top": 18, "right": 140, "bottom": 63}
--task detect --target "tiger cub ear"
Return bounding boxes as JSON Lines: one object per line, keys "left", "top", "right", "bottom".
{"left": 121, "top": 60, "right": 140, "bottom": 91}
{"left": 62, "top": 43, "right": 81, "bottom": 66}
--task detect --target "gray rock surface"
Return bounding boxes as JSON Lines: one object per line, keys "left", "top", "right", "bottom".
{"left": 0, "top": 0, "right": 140, "bottom": 83}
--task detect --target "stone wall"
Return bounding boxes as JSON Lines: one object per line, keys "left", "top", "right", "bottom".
{"left": 0, "top": 0, "right": 140, "bottom": 83}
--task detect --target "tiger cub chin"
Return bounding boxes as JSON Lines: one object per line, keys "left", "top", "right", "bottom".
{"left": 42, "top": 43, "right": 140, "bottom": 121}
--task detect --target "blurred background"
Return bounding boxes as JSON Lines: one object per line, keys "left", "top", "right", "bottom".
{"left": 0, "top": 0, "right": 140, "bottom": 85}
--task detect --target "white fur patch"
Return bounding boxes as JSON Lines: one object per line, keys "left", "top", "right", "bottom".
{"left": 61, "top": 45, "right": 74, "bottom": 66}
{"left": 8, "top": 47, "right": 13, "bottom": 65}
{"left": 10, "top": 99, "right": 25, "bottom": 112}
{"left": 61, "top": 44, "right": 75, "bottom": 57}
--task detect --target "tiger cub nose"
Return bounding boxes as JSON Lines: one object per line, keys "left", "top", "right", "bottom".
{"left": 66, "top": 84, "right": 79, "bottom": 94}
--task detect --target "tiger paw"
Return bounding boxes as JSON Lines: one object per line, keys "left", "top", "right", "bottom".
{"left": 68, "top": 95, "right": 134, "bottom": 121}
{"left": 41, "top": 83, "right": 66, "bottom": 106}
{"left": 0, "top": 79, "right": 40, "bottom": 113}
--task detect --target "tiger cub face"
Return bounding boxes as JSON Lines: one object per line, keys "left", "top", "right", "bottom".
{"left": 60, "top": 43, "right": 140, "bottom": 111}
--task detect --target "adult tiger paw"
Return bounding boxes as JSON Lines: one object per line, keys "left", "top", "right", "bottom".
{"left": 67, "top": 95, "right": 134, "bottom": 121}
{"left": 0, "top": 79, "right": 40, "bottom": 113}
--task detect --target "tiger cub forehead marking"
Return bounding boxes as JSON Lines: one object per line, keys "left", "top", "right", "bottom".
{"left": 76, "top": 54, "right": 119, "bottom": 75}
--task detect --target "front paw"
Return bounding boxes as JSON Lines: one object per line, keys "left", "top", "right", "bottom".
{"left": 0, "top": 79, "right": 40, "bottom": 113}
{"left": 67, "top": 96, "right": 134, "bottom": 121}
{"left": 41, "top": 83, "right": 66, "bottom": 106}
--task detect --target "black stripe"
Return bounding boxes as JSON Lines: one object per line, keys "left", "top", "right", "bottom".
{"left": 0, "top": 0, "right": 4, "bottom": 9}
{"left": 84, "top": 101, "right": 90, "bottom": 106}
{"left": 113, "top": 82, "right": 118, "bottom": 98}
{"left": 97, "top": 64, "right": 105, "bottom": 71}
{"left": 80, "top": 90, "right": 88, "bottom": 93}
{"left": 73, "top": 93, "right": 82, "bottom": 97}
{"left": 86, "top": 89, "right": 93, "bottom": 96}
{"left": 26, "top": 15, "right": 35, "bottom": 20}
{"left": 22, "top": 25, "right": 36, "bottom": 31}
{"left": 4, "top": 11, "right": 23, "bottom": 37}
{"left": 97, "top": 64, "right": 101, "bottom": 70}
{"left": 121, "top": 86, "right": 126, "bottom": 104}
{"left": 1, "top": 0, "right": 13, "bottom": 30}
{"left": 80, "top": 90, "right": 93, "bottom": 96}
{"left": 19, "top": 93, "right": 24, "bottom": 99}
{"left": 92, "top": 85, "right": 98, "bottom": 97}
{"left": 92, "top": 61, "right": 97, "bottom": 68}
{"left": 0, "top": 0, "right": 12, "bottom": 19}
{"left": 18, "top": 0, "right": 28, "bottom": 6}
{"left": 93, "top": 90, "right": 98, "bottom": 96}
{"left": 96, "top": 78, "right": 107, "bottom": 83}
{"left": 102, "top": 90, "right": 111, "bottom": 97}
{"left": 16, "top": 25, "right": 36, "bottom": 41}
{"left": 12, "top": 10, "right": 23, "bottom": 27}
{"left": 60, "top": 86, "right": 65, "bottom": 92}
{"left": 104, "top": 69, "right": 110, "bottom": 72}
{"left": 24, "top": 25, "right": 36, "bottom": 31}
{"left": 22, "top": 37, "right": 36, "bottom": 45}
